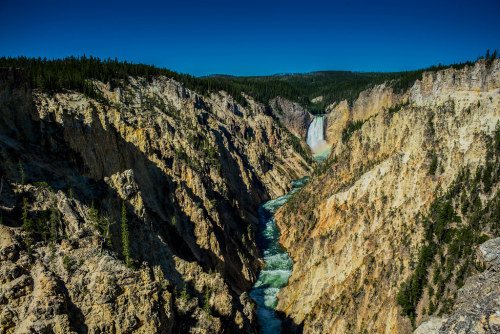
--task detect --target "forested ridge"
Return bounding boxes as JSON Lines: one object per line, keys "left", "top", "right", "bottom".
{"left": 1, "top": 54, "right": 494, "bottom": 114}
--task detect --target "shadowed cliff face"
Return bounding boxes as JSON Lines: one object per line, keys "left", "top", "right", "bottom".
{"left": 275, "top": 59, "right": 500, "bottom": 334}
{"left": 269, "top": 97, "right": 313, "bottom": 140}
{"left": 0, "top": 68, "right": 312, "bottom": 333}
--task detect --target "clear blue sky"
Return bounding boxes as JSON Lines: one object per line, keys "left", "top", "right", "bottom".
{"left": 1, "top": 0, "right": 499, "bottom": 76}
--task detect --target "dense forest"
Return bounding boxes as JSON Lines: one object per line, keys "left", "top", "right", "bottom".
{"left": 0, "top": 52, "right": 496, "bottom": 114}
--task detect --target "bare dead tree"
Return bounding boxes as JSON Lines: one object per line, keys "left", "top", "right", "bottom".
{"left": 100, "top": 216, "right": 112, "bottom": 255}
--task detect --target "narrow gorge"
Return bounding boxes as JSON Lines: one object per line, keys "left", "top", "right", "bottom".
{"left": 250, "top": 112, "right": 330, "bottom": 333}
{"left": 0, "top": 56, "right": 499, "bottom": 334}
{"left": 249, "top": 177, "right": 307, "bottom": 334}
{"left": 0, "top": 65, "right": 313, "bottom": 333}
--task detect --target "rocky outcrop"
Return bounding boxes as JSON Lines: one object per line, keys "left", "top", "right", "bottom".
{"left": 479, "top": 238, "right": 500, "bottom": 269}
{"left": 324, "top": 83, "right": 404, "bottom": 146}
{"left": 0, "top": 68, "right": 313, "bottom": 333}
{"left": 415, "top": 238, "right": 500, "bottom": 334}
{"left": 275, "top": 59, "right": 500, "bottom": 333}
{"left": 269, "top": 97, "right": 313, "bottom": 139}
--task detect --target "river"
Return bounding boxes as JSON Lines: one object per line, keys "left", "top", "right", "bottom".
{"left": 249, "top": 177, "right": 308, "bottom": 334}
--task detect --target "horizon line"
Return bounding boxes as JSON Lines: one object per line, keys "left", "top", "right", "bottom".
{"left": 0, "top": 52, "right": 494, "bottom": 78}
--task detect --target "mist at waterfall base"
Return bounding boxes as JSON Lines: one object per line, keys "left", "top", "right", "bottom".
{"left": 306, "top": 116, "right": 330, "bottom": 162}
{"left": 250, "top": 178, "right": 308, "bottom": 334}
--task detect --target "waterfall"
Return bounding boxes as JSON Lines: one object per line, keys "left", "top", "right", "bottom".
{"left": 306, "top": 116, "right": 329, "bottom": 158}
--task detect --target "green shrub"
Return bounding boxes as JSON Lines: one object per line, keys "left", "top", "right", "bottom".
{"left": 180, "top": 284, "right": 190, "bottom": 302}
{"left": 429, "top": 154, "right": 438, "bottom": 175}
{"left": 387, "top": 102, "right": 409, "bottom": 115}
{"left": 477, "top": 234, "right": 490, "bottom": 244}
{"left": 342, "top": 120, "right": 365, "bottom": 144}
{"left": 62, "top": 255, "right": 75, "bottom": 273}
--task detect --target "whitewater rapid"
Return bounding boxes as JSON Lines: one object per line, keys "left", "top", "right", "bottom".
{"left": 249, "top": 178, "right": 308, "bottom": 334}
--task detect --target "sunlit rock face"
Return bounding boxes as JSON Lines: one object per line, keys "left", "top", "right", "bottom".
{"left": 324, "top": 83, "right": 403, "bottom": 147}
{"left": 0, "top": 68, "right": 313, "bottom": 334}
{"left": 275, "top": 59, "right": 500, "bottom": 334}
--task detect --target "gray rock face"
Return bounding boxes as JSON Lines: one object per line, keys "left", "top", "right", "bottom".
{"left": 414, "top": 317, "right": 447, "bottom": 334}
{"left": 437, "top": 271, "right": 500, "bottom": 334}
{"left": 416, "top": 238, "right": 500, "bottom": 334}
{"left": 269, "top": 97, "right": 313, "bottom": 139}
{"left": 479, "top": 238, "right": 500, "bottom": 269}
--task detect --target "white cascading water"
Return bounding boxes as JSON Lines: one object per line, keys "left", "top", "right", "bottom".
{"left": 306, "top": 116, "right": 330, "bottom": 160}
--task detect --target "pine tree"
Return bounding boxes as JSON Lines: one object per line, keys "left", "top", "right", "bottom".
{"left": 428, "top": 300, "right": 436, "bottom": 315}
{"left": 121, "top": 201, "right": 131, "bottom": 267}
{"left": 37, "top": 218, "right": 49, "bottom": 243}
{"left": 204, "top": 287, "right": 212, "bottom": 315}
{"left": 89, "top": 200, "right": 99, "bottom": 226}
{"left": 21, "top": 197, "right": 34, "bottom": 252}
{"left": 180, "top": 284, "right": 189, "bottom": 302}
{"left": 18, "top": 161, "right": 25, "bottom": 185}
{"left": 491, "top": 50, "right": 498, "bottom": 60}
{"left": 49, "top": 205, "right": 58, "bottom": 241}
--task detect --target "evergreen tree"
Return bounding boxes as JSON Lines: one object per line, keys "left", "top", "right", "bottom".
{"left": 121, "top": 201, "right": 131, "bottom": 267}
{"left": 49, "top": 205, "right": 58, "bottom": 241}
{"left": 89, "top": 200, "right": 99, "bottom": 226}
{"left": 18, "top": 161, "right": 25, "bottom": 185}
{"left": 37, "top": 218, "right": 50, "bottom": 243}
{"left": 204, "top": 287, "right": 212, "bottom": 315}
{"left": 491, "top": 50, "right": 498, "bottom": 60}
{"left": 428, "top": 300, "right": 436, "bottom": 315}
{"left": 21, "top": 197, "right": 34, "bottom": 252}
{"left": 180, "top": 283, "right": 189, "bottom": 301}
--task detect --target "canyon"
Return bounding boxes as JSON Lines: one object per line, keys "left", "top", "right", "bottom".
{"left": 0, "top": 58, "right": 499, "bottom": 334}
{"left": 276, "top": 59, "right": 500, "bottom": 333}
{"left": 0, "top": 67, "right": 311, "bottom": 333}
